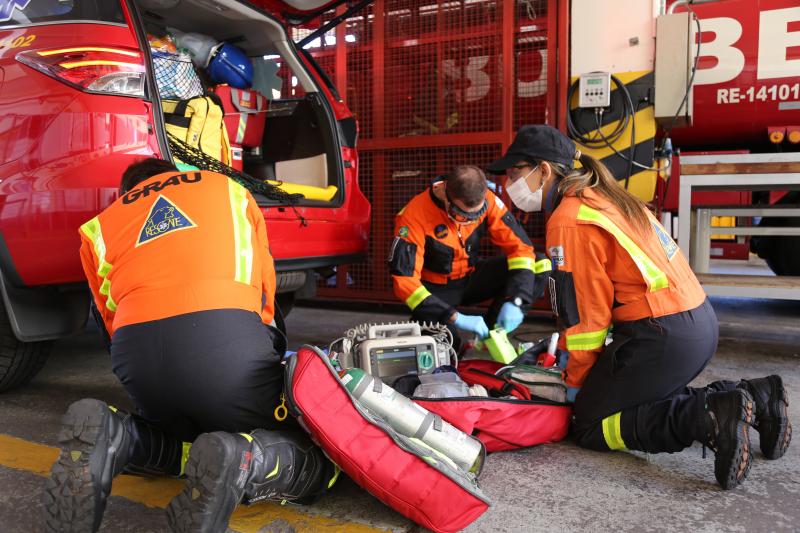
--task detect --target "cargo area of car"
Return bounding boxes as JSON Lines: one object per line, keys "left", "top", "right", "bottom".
{"left": 135, "top": 0, "right": 343, "bottom": 206}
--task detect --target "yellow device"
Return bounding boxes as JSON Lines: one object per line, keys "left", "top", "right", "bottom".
{"left": 483, "top": 328, "right": 518, "bottom": 364}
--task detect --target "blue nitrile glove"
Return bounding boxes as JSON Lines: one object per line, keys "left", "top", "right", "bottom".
{"left": 558, "top": 349, "right": 569, "bottom": 368}
{"left": 453, "top": 312, "right": 490, "bottom": 339}
{"left": 566, "top": 386, "right": 580, "bottom": 403}
{"left": 496, "top": 301, "right": 525, "bottom": 333}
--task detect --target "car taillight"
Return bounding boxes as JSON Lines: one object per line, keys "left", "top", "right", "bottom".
{"left": 16, "top": 46, "right": 146, "bottom": 98}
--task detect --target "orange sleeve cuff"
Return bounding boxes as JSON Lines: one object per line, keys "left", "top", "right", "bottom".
{"left": 563, "top": 350, "right": 601, "bottom": 388}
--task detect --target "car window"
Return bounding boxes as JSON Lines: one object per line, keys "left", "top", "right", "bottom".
{"left": 0, "top": 0, "right": 125, "bottom": 28}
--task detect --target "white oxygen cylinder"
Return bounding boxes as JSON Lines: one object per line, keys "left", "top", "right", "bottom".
{"left": 340, "top": 368, "right": 483, "bottom": 472}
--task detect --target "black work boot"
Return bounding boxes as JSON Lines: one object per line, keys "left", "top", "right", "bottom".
{"left": 43, "top": 399, "right": 132, "bottom": 532}
{"left": 738, "top": 375, "right": 792, "bottom": 460}
{"left": 166, "top": 430, "right": 336, "bottom": 533}
{"left": 242, "top": 429, "right": 336, "bottom": 505}
{"left": 43, "top": 399, "right": 183, "bottom": 533}
{"left": 703, "top": 389, "right": 755, "bottom": 490}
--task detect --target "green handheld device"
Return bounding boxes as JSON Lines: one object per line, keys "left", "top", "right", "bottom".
{"left": 483, "top": 328, "right": 518, "bottom": 364}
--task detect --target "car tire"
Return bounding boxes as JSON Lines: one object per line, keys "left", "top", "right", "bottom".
{"left": 276, "top": 292, "right": 295, "bottom": 318}
{"left": 0, "top": 300, "right": 52, "bottom": 393}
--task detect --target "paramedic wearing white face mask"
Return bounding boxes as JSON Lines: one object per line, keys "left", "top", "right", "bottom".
{"left": 486, "top": 125, "right": 791, "bottom": 490}
{"left": 504, "top": 162, "right": 551, "bottom": 213}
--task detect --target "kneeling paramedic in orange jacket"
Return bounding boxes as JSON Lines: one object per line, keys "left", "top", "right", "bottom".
{"left": 487, "top": 125, "right": 791, "bottom": 489}
{"left": 389, "top": 164, "right": 551, "bottom": 348}
{"left": 44, "top": 159, "right": 337, "bottom": 533}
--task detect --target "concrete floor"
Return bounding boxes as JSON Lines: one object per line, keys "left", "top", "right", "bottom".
{"left": 0, "top": 297, "right": 798, "bottom": 532}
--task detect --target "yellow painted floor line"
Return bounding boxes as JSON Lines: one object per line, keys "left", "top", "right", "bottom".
{"left": 0, "top": 434, "right": 385, "bottom": 533}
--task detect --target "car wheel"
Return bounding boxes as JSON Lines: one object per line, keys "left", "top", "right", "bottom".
{"left": 0, "top": 299, "right": 52, "bottom": 393}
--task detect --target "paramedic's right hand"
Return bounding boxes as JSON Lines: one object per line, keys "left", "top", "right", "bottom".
{"left": 496, "top": 301, "right": 524, "bottom": 333}
{"left": 452, "top": 313, "right": 489, "bottom": 339}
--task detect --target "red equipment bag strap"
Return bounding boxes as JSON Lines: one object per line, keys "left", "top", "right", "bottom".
{"left": 458, "top": 360, "right": 532, "bottom": 400}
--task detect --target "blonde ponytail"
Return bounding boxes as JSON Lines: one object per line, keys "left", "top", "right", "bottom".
{"left": 555, "top": 153, "right": 651, "bottom": 232}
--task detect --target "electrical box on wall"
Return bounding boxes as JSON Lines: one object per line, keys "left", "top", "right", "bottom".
{"left": 578, "top": 72, "right": 611, "bottom": 108}
{"left": 655, "top": 11, "right": 694, "bottom": 127}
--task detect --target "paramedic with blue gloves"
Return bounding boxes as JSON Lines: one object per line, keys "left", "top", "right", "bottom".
{"left": 488, "top": 125, "right": 791, "bottom": 490}
{"left": 388, "top": 164, "right": 551, "bottom": 349}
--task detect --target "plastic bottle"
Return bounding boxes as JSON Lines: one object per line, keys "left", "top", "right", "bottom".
{"left": 340, "top": 368, "right": 482, "bottom": 472}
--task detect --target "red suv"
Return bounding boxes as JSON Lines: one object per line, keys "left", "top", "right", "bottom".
{"left": 0, "top": 0, "right": 370, "bottom": 391}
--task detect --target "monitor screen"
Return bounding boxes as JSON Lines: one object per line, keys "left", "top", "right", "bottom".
{"left": 372, "top": 347, "right": 417, "bottom": 378}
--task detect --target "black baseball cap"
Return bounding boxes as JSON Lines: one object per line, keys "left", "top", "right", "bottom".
{"left": 486, "top": 124, "right": 577, "bottom": 174}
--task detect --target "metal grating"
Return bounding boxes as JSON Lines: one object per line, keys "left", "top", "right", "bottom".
{"left": 303, "top": 0, "right": 558, "bottom": 303}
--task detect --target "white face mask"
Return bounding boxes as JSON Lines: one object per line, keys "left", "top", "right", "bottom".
{"left": 506, "top": 167, "right": 543, "bottom": 212}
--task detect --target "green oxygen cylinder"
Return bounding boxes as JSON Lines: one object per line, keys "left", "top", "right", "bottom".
{"left": 340, "top": 368, "right": 482, "bottom": 473}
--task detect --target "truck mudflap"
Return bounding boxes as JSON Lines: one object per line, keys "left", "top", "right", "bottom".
{"left": 284, "top": 346, "right": 490, "bottom": 533}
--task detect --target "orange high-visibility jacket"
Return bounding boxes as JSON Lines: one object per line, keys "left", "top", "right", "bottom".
{"left": 389, "top": 179, "right": 543, "bottom": 322}
{"left": 79, "top": 170, "right": 275, "bottom": 337}
{"left": 546, "top": 187, "right": 706, "bottom": 388}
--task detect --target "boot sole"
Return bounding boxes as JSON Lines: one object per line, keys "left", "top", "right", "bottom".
{"left": 42, "top": 399, "right": 112, "bottom": 533}
{"left": 760, "top": 376, "right": 792, "bottom": 460}
{"left": 716, "top": 394, "right": 754, "bottom": 491}
{"left": 166, "top": 433, "right": 244, "bottom": 533}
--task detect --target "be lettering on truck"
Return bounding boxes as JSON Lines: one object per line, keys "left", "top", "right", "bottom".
{"left": 669, "top": 1, "right": 800, "bottom": 149}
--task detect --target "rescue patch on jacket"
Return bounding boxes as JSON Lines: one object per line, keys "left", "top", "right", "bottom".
{"left": 548, "top": 245, "right": 565, "bottom": 267}
{"left": 136, "top": 195, "right": 197, "bottom": 247}
{"left": 398, "top": 226, "right": 409, "bottom": 238}
{"left": 651, "top": 221, "right": 678, "bottom": 261}
{"left": 434, "top": 224, "right": 448, "bottom": 239}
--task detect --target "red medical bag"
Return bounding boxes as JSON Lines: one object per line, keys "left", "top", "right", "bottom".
{"left": 212, "top": 85, "right": 267, "bottom": 148}
{"left": 285, "top": 346, "right": 490, "bottom": 533}
{"left": 416, "top": 359, "right": 572, "bottom": 452}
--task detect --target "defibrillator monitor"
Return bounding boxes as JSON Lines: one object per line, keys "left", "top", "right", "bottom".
{"left": 358, "top": 337, "right": 439, "bottom": 385}
{"left": 336, "top": 321, "right": 453, "bottom": 386}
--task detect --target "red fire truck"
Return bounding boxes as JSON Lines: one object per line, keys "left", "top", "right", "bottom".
{"left": 659, "top": 0, "right": 800, "bottom": 281}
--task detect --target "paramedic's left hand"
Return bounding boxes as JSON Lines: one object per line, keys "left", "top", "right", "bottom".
{"left": 496, "top": 302, "right": 524, "bottom": 333}
{"left": 566, "top": 386, "right": 580, "bottom": 403}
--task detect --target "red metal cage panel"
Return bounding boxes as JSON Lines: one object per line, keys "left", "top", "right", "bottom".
{"left": 297, "top": 0, "right": 560, "bottom": 303}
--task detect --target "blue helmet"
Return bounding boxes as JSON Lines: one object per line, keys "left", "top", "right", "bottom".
{"left": 207, "top": 43, "right": 253, "bottom": 89}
